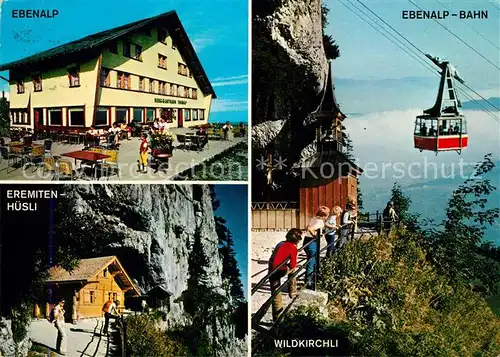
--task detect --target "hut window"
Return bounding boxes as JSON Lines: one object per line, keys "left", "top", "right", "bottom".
{"left": 158, "top": 54, "right": 167, "bottom": 69}
{"left": 157, "top": 28, "right": 168, "bottom": 43}
{"left": 123, "top": 42, "right": 131, "bottom": 57}
{"left": 103, "top": 268, "right": 108, "bottom": 277}
{"left": 134, "top": 45, "right": 143, "bottom": 61}
{"left": 149, "top": 79, "right": 155, "bottom": 93}
{"left": 16, "top": 80, "right": 25, "bottom": 94}
{"left": 89, "top": 291, "right": 95, "bottom": 304}
{"left": 68, "top": 67, "right": 80, "bottom": 87}
{"left": 32, "top": 75, "right": 42, "bottom": 92}
{"left": 100, "top": 69, "right": 110, "bottom": 87}
{"left": 113, "top": 293, "right": 117, "bottom": 301}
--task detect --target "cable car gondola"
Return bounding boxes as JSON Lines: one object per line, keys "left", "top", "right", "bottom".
{"left": 414, "top": 55, "right": 468, "bottom": 154}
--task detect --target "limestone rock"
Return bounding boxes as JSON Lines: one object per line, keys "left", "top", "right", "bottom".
{"left": 0, "top": 318, "right": 31, "bottom": 357}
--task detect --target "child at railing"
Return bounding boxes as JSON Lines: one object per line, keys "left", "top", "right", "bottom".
{"left": 268, "top": 228, "right": 304, "bottom": 322}
{"left": 304, "top": 206, "right": 330, "bottom": 289}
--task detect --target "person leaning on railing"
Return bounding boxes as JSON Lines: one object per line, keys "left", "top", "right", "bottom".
{"left": 324, "top": 206, "right": 342, "bottom": 257}
{"left": 304, "top": 206, "right": 330, "bottom": 289}
{"left": 338, "top": 202, "right": 355, "bottom": 249}
{"left": 268, "top": 228, "right": 304, "bottom": 322}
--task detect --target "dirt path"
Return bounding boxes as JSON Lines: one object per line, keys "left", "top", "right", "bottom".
{"left": 29, "top": 318, "right": 119, "bottom": 357}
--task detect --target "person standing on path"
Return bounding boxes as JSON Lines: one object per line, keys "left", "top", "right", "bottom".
{"left": 382, "top": 201, "right": 398, "bottom": 234}
{"left": 324, "top": 206, "right": 342, "bottom": 257}
{"left": 268, "top": 228, "right": 303, "bottom": 321}
{"left": 304, "top": 206, "right": 330, "bottom": 289}
{"left": 53, "top": 298, "right": 67, "bottom": 355}
{"left": 102, "top": 299, "right": 120, "bottom": 335}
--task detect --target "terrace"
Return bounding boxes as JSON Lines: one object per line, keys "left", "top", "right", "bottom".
{"left": 0, "top": 125, "right": 247, "bottom": 181}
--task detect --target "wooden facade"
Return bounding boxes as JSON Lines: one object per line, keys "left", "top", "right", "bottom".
{"left": 299, "top": 173, "right": 358, "bottom": 228}
{"left": 34, "top": 256, "right": 140, "bottom": 322}
{"left": 252, "top": 208, "right": 299, "bottom": 231}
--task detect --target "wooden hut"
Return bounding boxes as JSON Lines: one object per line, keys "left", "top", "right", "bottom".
{"left": 34, "top": 256, "right": 140, "bottom": 322}
{"left": 146, "top": 284, "right": 172, "bottom": 312}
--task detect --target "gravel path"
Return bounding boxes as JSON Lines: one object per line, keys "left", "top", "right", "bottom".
{"left": 29, "top": 318, "right": 119, "bottom": 357}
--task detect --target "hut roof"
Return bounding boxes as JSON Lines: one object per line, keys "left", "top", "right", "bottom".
{"left": 0, "top": 11, "right": 216, "bottom": 98}
{"left": 48, "top": 256, "right": 140, "bottom": 296}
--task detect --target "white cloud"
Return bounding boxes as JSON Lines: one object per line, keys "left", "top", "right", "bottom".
{"left": 211, "top": 99, "right": 247, "bottom": 112}
{"left": 191, "top": 37, "right": 215, "bottom": 52}
{"left": 211, "top": 74, "right": 248, "bottom": 87}
{"left": 212, "top": 74, "right": 248, "bottom": 81}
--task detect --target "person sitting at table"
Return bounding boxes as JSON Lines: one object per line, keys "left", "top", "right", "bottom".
{"left": 196, "top": 127, "right": 209, "bottom": 148}
{"left": 119, "top": 121, "right": 130, "bottom": 140}
{"left": 153, "top": 118, "right": 160, "bottom": 131}
{"left": 158, "top": 118, "right": 167, "bottom": 132}
{"left": 86, "top": 126, "right": 100, "bottom": 147}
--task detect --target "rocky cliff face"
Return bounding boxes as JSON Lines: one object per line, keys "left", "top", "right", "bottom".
{"left": 252, "top": 0, "right": 327, "bottom": 162}
{"left": 64, "top": 184, "right": 246, "bottom": 356}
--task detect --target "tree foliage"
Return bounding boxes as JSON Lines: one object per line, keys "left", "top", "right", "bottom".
{"left": 426, "top": 154, "right": 500, "bottom": 295}
{"left": 323, "top": 35, "right": 341, "bottom": 60}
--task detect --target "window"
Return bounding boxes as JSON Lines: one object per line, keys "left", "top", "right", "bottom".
{"left": 178, "top": 86, "right": 184, "bottom": 98}
{"left": 68, "top": 67, "right": 80, "bottom": 87}
{"left": 123, "top": 42, "right": 131, "bottom": 57}
{"left": 33, "top": 75, "right": 42, "bottom": 92}
{"left": 16, "top": 80, "right": 24, "bottom": 94}
{"left": 100, "top": 69, "right": 110, "bottom": 87}
{"left": 193, "top": 110, "right": 198, "bottom": 121}
{"left": 109, "top": 41, "right": 118, "bottom": 54}
{"left": 96, "top": 107, "right": 109, "bottom": 126}
{"left": 158, "top": 54, "right": 167, "bottom": 69}
{"left": 171, "top": 84, "right": 177, "bottom": 96}
{"left": 117, "top": 72, "right": 130, "bottom": 89}
{"left": 133, "top": 108, "right": 144, "bottom": 122}
{"left": 116, "top": 107, "right": 128, "bottom": 122}
{"left": 134, "top": 45, "right": 142, "bottom": 60}
{"left": 158, "top": 28, "right": 168, "bottom": 43}
{"left": 178, "top": 63, "right": 187, "bottom": 76}
{"left": 149, "top": 79, "right": 155, "bottom": 93}
{"left": 146, "top": 108, "right": 155, "bottom": 122}
{"left": 103, "top": 268, "right": 108, "bottom": 277}
{"left": 189, "top": 71, "right": 193, "bottom": 78}
{"left": 200, "top": 109, "right": 205, "bottom": 120}
{"left": 90, "top": 291, "right": 95, "bottom": 304}
{"left": 165, "top": 83, "right": 171, "bottom": 95}
{"left": 10, "top": 109, "right": 28, "bottom": 124}
{"left": 108, "top": 292, "right": 112, "bottom": 301}
{"left": 48, "top": 109, "right": 62, "bottom": 126}
{"left": 69, "top": 108, "right": 84, "bottom": 126}
{"left": 192, "top": 88, "right": 197, "bottom": 99}
{"left": 139, "top": 77, "right": 145, "bottom": 91}
{"left": 113, "top": 293, "right": 118, "bottom": 302}
{"left": 184, "top": 109, "right": 191, "bottom": 121}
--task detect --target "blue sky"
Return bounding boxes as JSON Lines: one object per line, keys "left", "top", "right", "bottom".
{"left": 214, "top": 185, "right": 248, "bottom": 299}
{"left": 325, "top": 0, "right": 499, "bottom": 110}
{"left": 0, "top": 0, "right": 248, "bottom": 123}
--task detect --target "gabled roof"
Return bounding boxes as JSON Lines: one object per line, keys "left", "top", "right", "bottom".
{"left": 48, "top": 256, "right": 140, "bottom": 296}
{"left": 0, "top": 11, "right": 216, "bottom": 98}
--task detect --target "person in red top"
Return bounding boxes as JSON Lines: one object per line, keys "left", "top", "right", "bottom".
{"left": 137, "top": 133, "right": 149, "bottom": 173}
{"left": 268, "top": 228, "right": 304, "bottom": 321}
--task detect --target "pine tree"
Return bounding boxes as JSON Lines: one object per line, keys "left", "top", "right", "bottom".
{"left": 0, "top": 97, "right": 10, "bottom": 136}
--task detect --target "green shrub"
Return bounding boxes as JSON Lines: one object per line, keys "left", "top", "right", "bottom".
{"left": 124, "top": 315, "right": 187, "bottom": 357}
{"left": 255, "top": 230, "right": 500, "bottom": 356}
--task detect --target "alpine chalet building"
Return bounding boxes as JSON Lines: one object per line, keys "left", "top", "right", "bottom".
{"left": 0, "top": 11, "right": 216, "bottom": 131}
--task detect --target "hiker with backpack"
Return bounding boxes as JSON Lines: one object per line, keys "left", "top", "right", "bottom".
{"left": 48, "top": 298, "right": 67, "bottom": 355}
{"left": 102, "top": 298, "right": 120, "bottom": 335}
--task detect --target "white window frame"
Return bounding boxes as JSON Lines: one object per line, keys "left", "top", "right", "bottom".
{"left": 68, "top": 108, "right": 85, "bottom": 127}
{"left": 48, "top": 109, "right": 63, "bottom": 126}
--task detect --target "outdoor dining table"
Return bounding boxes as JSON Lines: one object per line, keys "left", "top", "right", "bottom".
{"left": 61, "top": 150, "right": 111, "bottom": 180}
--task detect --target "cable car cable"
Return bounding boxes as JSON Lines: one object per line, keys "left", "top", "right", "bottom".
{"left": 342, "top": 0, "right": 499, "bottom": 122}
{"left": 340, "top": 0, "right": 438, "bottom": 74}
{"left": 489, "top": 0, "right": 500, "bottom": 11}
{"left": 434, "top": 0, "right": 500, "bottom": 51}
{"left": 355, "top": 0, "right": 429, "bottom": 58}
{"left": 408, "top": 0, "right": 500, "bottom": 71}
